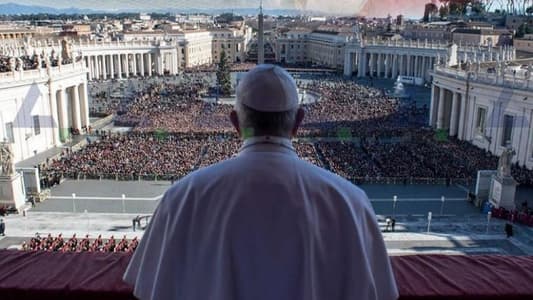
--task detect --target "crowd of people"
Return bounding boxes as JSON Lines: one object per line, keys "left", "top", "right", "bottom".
{"left": 40, "top": 133, "right": 206, "bottom": 180}
{"left": 34, "top": 72, "right": 533, "bottom": 187}
{"left": 23, "top": 233, "right": 138, "bottom": 253}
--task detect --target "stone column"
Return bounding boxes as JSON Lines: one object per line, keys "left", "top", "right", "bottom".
{"left": 172, "top": 50, "right": 179, "bottom": 75}
{"left": 48, "top": 88, "right": 60, "bottom": 145}
{"left": 125, "top": 54, "right": 130, "bottom": 77}
{"left": 357, "top": 52, "right": 365, "bottom": 77}
{"left": 157, "top": 52, "right": 164, "bottom": 75}
{"left": 368, "top": 53, "right": 374, "bottom": 76}
{"left": 79, "top": 83, "right": 90, "bottom": 128}
{"left": 140, "top": 53, "right": 145, "bottom": 77}
{"left": 344, "top": 51, "right": 353, "bottom": 76}
{"left": 449, "top": 92, "right": 459, "bottom": 136}
{"left": 133, "top": 53, "right": 137, "bottom": 76}
{"left": 437, "top": 87, "right": 446, "bottom": 129}
{"left": 86, "top": 56, "right": 93, "bottom": 80}
{"left": 391, "top": 54, "right": 398, "bottom": 79}
{"left": 407, "top": 55, "right": 412, "bottom": 76}
{"left": 117, "top": 54, "right": 122, "bottom": 79}
{"left": 102, "top": 55, "right": 107, "bottom": 80}
{"left": 57, "top": 89, "right": 69, "bottom": 142}
{"left": 109, "top": 54, "right": 115, "bottom": 79}
{"left": 71, "top": 86, "right": 82, "bottom": 131}
{"left": 399, "top": 55, "right": 404, "bottom": 76}
{"left": 384, "top": 54, "right": 390, "bottom": 78}
{"left": 94, "top": 56, "right": 100, "bottom": 79}
{"left": 147, "top": 53, "right": 152, "bottom": 77}
{"left": 414, "top": 55, "right": 419, "bottom": 77}
{"left": 376, "top": 53, "right": 382, "bottom": 78}
{"left": 458, "top": 93, "right": 467, "bottom": 140}
{"left": 429, "top": 84, "right": 436, "bottom": 127}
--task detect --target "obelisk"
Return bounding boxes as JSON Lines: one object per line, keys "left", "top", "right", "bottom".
{"left": 258, "top": 0, "right": 265, "bottom": 64}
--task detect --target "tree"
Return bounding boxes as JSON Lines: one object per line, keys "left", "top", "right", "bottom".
{"left": 216, "top": 50, "right": 232, "bottom": 97}
{"left": 527, "top": 5, "right": 533, "bottom": 15}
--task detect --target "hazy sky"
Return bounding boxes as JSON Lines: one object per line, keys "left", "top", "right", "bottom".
{"left": 0, "top": 0, "right": 439, "bottom": 17}
{"left": 1, "top": 0, "right": 367, "bottom": 13}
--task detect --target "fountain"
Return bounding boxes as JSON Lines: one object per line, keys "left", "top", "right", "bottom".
{"left": 388, "top": 77, "right": 409, "bottom": 98}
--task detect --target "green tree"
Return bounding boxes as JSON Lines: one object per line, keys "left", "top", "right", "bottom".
{"left": 216, "top": 50, "right": 232, "bottom": 97}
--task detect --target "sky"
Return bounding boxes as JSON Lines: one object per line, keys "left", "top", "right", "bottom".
{"left": 0, "top": 0, "right": 437, "bottom": 17}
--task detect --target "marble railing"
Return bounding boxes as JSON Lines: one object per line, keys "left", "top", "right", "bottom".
{"left": 433, "top": 66, "right": 533, "bottom": 91}
{"left": 0, "top": 62, "right": 86, "bottom": 83}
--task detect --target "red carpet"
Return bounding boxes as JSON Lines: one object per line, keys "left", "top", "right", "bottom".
{"left": 0, "top": 250, "right": 532, "bottom": 299}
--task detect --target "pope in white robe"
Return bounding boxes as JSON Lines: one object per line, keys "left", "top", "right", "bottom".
{"left": 124, "top": 64, "right": 398, "bottom": 300}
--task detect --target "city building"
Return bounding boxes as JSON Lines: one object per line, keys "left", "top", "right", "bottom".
{"left": 452, "top": 28, "right": 511, "bottom": 47}
{"left": 514, "top": 34, "right": 533, "bottom": 54}
{"left": 210, "top": 27, "right": 252, "bottom": 63}
{"left": 0, "top": 60, "right": 89, "bottom": 163}
{"left": 430, "top": 61, "right": 533, "bottom": 169}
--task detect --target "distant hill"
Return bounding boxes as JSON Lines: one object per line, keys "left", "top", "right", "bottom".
{"left": 0, "top": 3, "right": 103, "bottom": 15}
{"left": 0, "top": 3, "right": 312, "bottom": 16}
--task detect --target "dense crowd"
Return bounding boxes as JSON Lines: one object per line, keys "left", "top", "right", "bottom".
{"left": 23, "top": 233, "right": 138, "bottom": 253}
{"left": 96, "top": 75, "right": 429, "bottom": 137}
{"left": 299, "top": 79, "right": 428, "bottom": 136}
{"left": 37, "top": 129, "right": 533, "bottom": 186}
{"left": 35, "top": 72, "right": 533, "bottom": 187}
{"left": 40, "top": 133, "right": 206, "bottom": 180}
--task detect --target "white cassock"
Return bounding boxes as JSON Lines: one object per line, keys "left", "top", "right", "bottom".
{"left": 124, "top": 137, "right": 398, "bottom": 300}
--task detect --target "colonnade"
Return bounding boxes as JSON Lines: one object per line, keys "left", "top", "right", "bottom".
{"left": 83, "top": 49, "right": 181, "bottom": 80}
{"left": 429, "top": 85, "right": 468, "bottom": 140}
{"left": 362, "top": 52, "right": 436, "bottom": 80}
{"left": 49, "top": 83, "right": 90, "bottom": 143}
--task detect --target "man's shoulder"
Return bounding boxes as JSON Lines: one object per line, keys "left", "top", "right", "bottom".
{"left": 300, "top": 160, "right": 366, "bottom": 194}
{"left": 165, "top": 155, "right": 369, "bottom": 207}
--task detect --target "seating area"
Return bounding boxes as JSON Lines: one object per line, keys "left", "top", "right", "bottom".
{"left": 23, "top": 233, "right": 138, "bottom": 253}
{"left": 0, "top": 250, "right": 532, "bottom": 299}
{"left": 491, "top": 205, "right": 533, "bottom": 227}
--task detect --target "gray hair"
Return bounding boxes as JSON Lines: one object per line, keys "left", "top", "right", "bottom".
{"left": 235, "top": 102, "right": 298, "bottom": 138}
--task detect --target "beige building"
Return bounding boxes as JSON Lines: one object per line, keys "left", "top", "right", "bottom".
{"left": 403, "top": 22, "right": 452, "bottom": 42}
{"left": 122, "top": 30, "right": 166, "bottom": 41}
{"left": 62, "top": 24, "right": 91, "bottom": 37}
{"left": 274, "top": 29, "right": 311, "bottom": 65}
{"left": 514, "top": 34, "right": 533, "bottom": 54}
{"left": 210, "top": 26, "right": 252, "bottom": 64}
{"left": 275, "top": 29, "right": 351, "bottom": 69}
{"left": 176, "top": 30, "right": 213, "bottom": 68}
{"left": 0, "top": 26, "right": 35, "bottom": 40}
{"left": 306, "top": 31, "right": 351, "bottom": 69}
{"left": 452, "top": 28, "right": 510, "bottom": 46}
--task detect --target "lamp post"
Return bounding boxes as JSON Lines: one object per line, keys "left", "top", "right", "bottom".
{"left": 85, "top": 209, "right": 89, "bottom": 235}
{"left": 392, "top": 195, "right": 398, "bottom": 217}
{"left": 72, "top": 193, "right": 76, "bottom": 213}
{"left": 427, "top": 211, "right": 432, "bottom": 233}
{"left": 440, "top": 196, "right": 445, "bottom": 216}
{"left": 486, "top": 211, "right": 492, "bottom": 234}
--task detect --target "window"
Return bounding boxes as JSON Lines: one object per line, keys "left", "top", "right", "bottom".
{"left": 5, "top": 122, "right": 14, "bottom": 143}
{"left": 33, "top": 115, "right": 41, "bottom": 136}
{"left": 475, "top": 107, "right": 486, "bottom": 135}
{"left": 501, "top": 115, "right": 514, "bottom": 147}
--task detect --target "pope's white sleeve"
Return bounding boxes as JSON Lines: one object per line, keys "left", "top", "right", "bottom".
{"left": 362, "top": 201, "right": 399, "bottom": 300}
{"left": 123, "top": 193, "right": 170, "bottom": 300}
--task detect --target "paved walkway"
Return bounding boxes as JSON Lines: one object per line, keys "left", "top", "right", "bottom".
{"left": 1, "top": 212, "right": 532, "bottom": 255}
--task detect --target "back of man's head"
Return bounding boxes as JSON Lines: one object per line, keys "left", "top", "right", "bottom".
{"left": 233, "top": 64, "right": 302, "bottom": 138}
